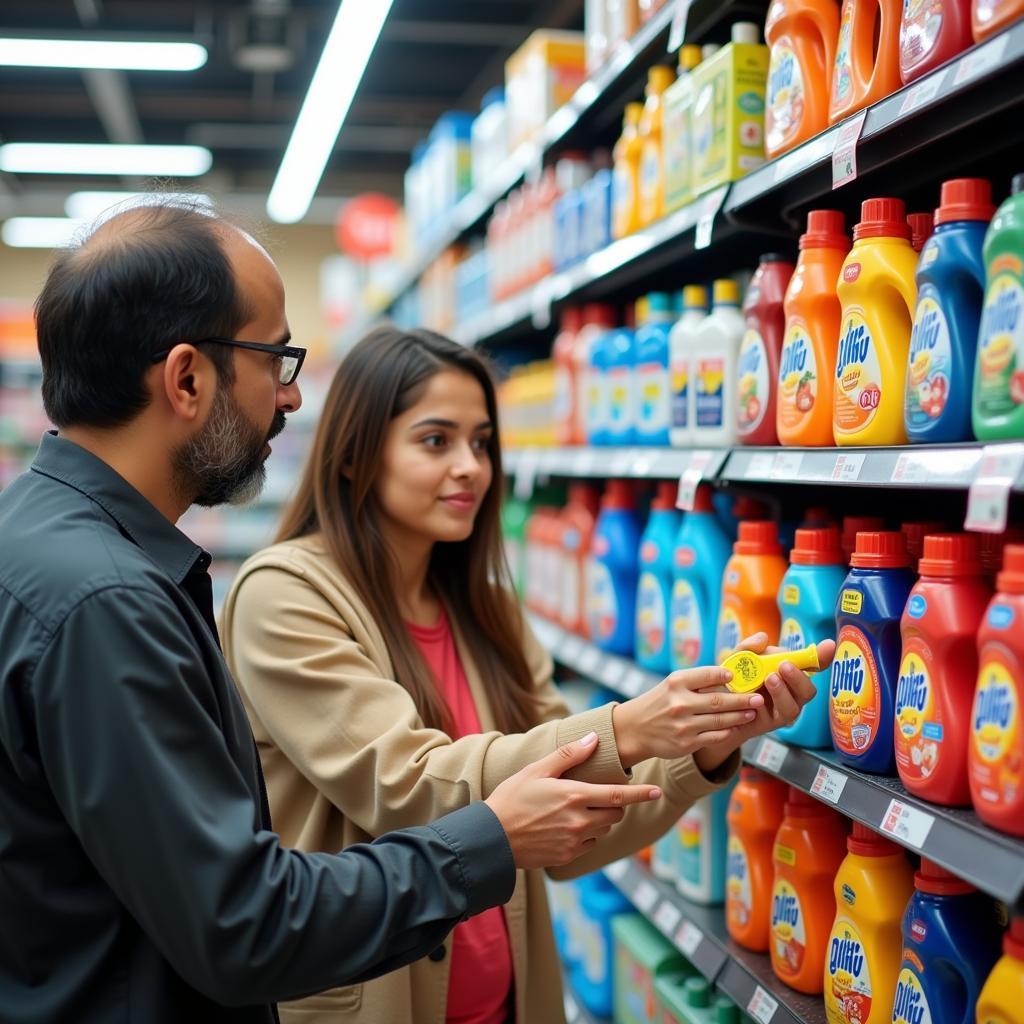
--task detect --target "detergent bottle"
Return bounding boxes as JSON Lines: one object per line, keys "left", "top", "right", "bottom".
{"left": 894, "top": 860, "right": 1002, "bottom": 1024}
{"left": 655, "top": 975, "right": 734, "bottom": 1024}
{"left": 900, "top": 519, "right": 946, "bottom": 572}
{"left": 841, "top": 515, "right": 885, "bottom": 563}
{"left": 765, "top": 0, "right": 841, "bottom": 158}
{"left": 554, "top": 307, "right": 585, "bottom": 445}
{"left": 502, "top": 494, "right": 531, "bottom": 596}
{"left": 776, "top": 527, "right": 847, "bottom": 748}
{"left": 613, "top": 102, "right": 645, "bottom": 239}
{"left": 613, "top": 913, "right": 687, "bottom": 1024}
{"left": 738, "top": 254, "right": 795, "bottom": 445}
{"left": 905, "top": 179, "right": 996, "bottom": 443}
{"left": 637, "top": 481, "right": 682, "bottom": 673}
{"left": 726, "top": 767, "right": 789, "bottom": 952}
{"left": 670, "top": 484, "right": 732, "bottom": 670}
{"left": 909, "top": 211, "right": 936, "bottom": 253}
{"left": 970, "top": 543, "right": 1024, "bottom": 836}
{"left": 977, "top": 917, "right": 1024, "bottom": 1024}
{"left": 980, "top": 527, "right": 1024, "bottom": 583}
{"left": 716, "top": 520, "right": 788, "bottom": 660}
{"left": 692, "top": 279, "right": 745, "bottom": 447}
{"left": 973, "top": 174, "right": 1024, "bottom": 441}
{"left": 571, "top": 872, "right": 634, "bottom": 1018}
{"left": 675, "top": 778, "right": 737, "bottom": 905}
{"left": 606, "top": 314, "right": 638, "bottom": 446}
{"left": 831, "top": 531, "right": 915, "bottom": 774}
{"left": 662, "top": 45, "right": 704, "bottom": 214}
{"left": 669, "top": 285, "right": 708, "bottom": 448}
{"left": 900, "top": 0, "right": 974, "bottom": 82}
{"left": 576, "top": 303, "right": 618, "bottom": 447}
{"left": 824, "top": 823, "right": 914, "bottom": 1024}
{"left": 829, "top": 0, "right": 904, "bottom": 123}
{"left": 770, "top": 788, "right": 848, "bottom": 994}
{"left": 635, "top": 293, "right": 676, "bottom": 446}
{"left": 897, "top": 533, "right": 991, "bottom": 805}
{"left": 561, "top": 483, "right": 601, "bottom": 636}
{"left": 973, "top": 0, "right": 1024, "bottom": 39}
{"left": 587, "top": 320, "right": 614, "bottom": 445}
{"left": 835, "top": 198, "right": 919, "bottom": 447}
{"left": 638, "top": 65, "right": 676, "bottom": 228}
{"left": 588, "top": 480, "right": 643, "bottom": 656}
{"left": 779, "top": 210, "right": 851, "bottom": 447}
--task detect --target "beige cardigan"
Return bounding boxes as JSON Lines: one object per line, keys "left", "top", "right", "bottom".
{"left": 220, "top": 534, "right": 738, "bottom": 1024}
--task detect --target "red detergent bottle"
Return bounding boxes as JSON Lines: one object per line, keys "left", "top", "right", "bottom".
{"left": 900, "top": 0, "right": 974, "bottom": 84}
{"left": 896, "top": 533, "right": 991, "bottom": 806}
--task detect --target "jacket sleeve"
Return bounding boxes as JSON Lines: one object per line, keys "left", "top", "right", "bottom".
{"left": 31, "top": 586, "right": 515, "bottom": 1007}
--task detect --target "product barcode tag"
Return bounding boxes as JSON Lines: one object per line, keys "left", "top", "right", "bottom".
{"left": 745, "top": 452, "right": 775, "bottom": 479}
{"left": 880, "top": 798, "right": 935, "bottom": 849}
{"left": 965, "top": 443, "right": 1024, "bottom": 533}
{"left": 655, "top": 901, "right": 683, "bottom": 936}
{"left": 667, "top": 0, "right": 693, "bottom": 53}
{"left": 770, "top": 451, "right": 804, "bottom": 480}
{"left": 695, "top": 185, "right": 728, "bottom": 250}
{"left": 953, "top": 31, "right": 1010, "bottom": 86}
{"left": 633, "top": 879, "right": 659, "bottom": 913}
{"left": 573, "top": 448, "right": 597, "bottom": 476}
{"left": 676, "top": 450, "right": 714, "bottom": 511}
{"left": 832, "top": 452, "right": 866, "bottom": 481}
{"left": 747, "top": 986, "right": 779, "bottom": 1024}
{"left": 810, "top": 765, "right": 848, "bottom": 805}
{"left": 754, "top": 737, "right": 788, "bottom": 773}
{"left": 831, "top": 108, "right": 869, "bottom": 189}
{"left": 610, "top": 449, "right": 634, "bottom": 476}
{"left": 676, "top": 920, "right": 703, "bottom": 957}
{"left": 529, "top": 280, "right": 552, "bottom": 330}
{"left": 899, "top": 70, "right": 946, "bottom": 115}
{"left": 604, "top": 859, "right": 629, "bottom": 883}
{"left": 513, "top": 451, "right": 540, "bottom": 499}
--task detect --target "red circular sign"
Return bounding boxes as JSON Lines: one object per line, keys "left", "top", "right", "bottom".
{"left": 335, "top": 193, "right": 399, "bottom": 260}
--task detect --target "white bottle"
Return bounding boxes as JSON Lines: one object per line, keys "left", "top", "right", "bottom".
{"left": 690, "top": 278, "right": 744, "bottom": 447}
{"left": 669, "top": 284, "right": 709, "bottom": 447}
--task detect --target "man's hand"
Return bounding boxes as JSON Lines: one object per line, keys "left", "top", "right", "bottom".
{"left": 485, "top": 732, "right": 662, "bottom": 870}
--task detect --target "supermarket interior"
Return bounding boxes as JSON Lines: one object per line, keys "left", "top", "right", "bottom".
{"left": 3, "top": 0, "right": 1024, "bottom": 1022}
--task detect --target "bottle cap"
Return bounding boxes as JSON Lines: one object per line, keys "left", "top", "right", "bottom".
{"left": 677, "top": 44, "right": 702, "bottom": 73}
{"left": 847, "top": 821, "right": 902, "bottom": 857}
{"left": 652, "top": 479, "right": 679, "bottom": 511}
{"left": 908, "top": 212, "right": 934, "bottom": 252}
{"left": 602, "top": 479, "right": 634, "bottom": 510}
{"left": 624, "top": 102, "right": 643, "bottom": 125}
{"left": 918, "top": 533, "right": 983, "bottom": 578}
{"left": 791, "top": 527, "right": 844, "bottom": 566}
{"left": 731, "top": 22, "right": 760, "bottom": 44}
{"left": 997, "top": 544, "right": 1024, "bottom": 594}
{"left": 801, "top": 506, "right": 835, "bottom": 527}
{"left": 560, "top": 307, "right": 583, "bottom": 333}
{"left": 647, "top": 65, "right": 676, "bottom": 92}
{"left": 701, "top": 43, "right": 721, "bottom": 60}
{"left": 714, "top": 997, "right": 741, "bottom": 1024}
{"left": 915, "top": 858, "right": 974, "bottom": 895}
{"left": 980, "top": 528, "right": 1024, "bottom": 576}
{"left": 733, "top": 496, "right": 768, "bottom": 520}
{"left": 900, "top": 521, "right": 946, "bottom": 567}
{"left": 801, "top": 210, "right": 850, "bottom": 250}
{"left": 582, "top": 303, "right": 618, "bottom": 328}
{"left": 734, "top": 520, "right": 781, "bottom": 556}
{"left": 1005, "top": 917, "right": 1024, "bottom": 959}
{"left": 934, "top": 178, "right": 997, "bottom": 225}
{"left": 841, "top": 516, "right": 885, "bottom": 560}
{"left": 685, "top": 977, "right": 712, "bottom": 1008}
{"left": 853, "top": 197, "right": 912, "bottom": 241}
{"left": 713, "top": 279, "right": 740, "bottom": 305}
{"left": 646, "top": 291, "right": 674, "bottom": 316}
{"left": 682, "top": 284, "right": 709, "bottom": 310}
{"left": 1013, "top": 173, "right": 1024, "bottom": 196}
{"left": 850, "top": 531, "right": 910, "bottom": 569}
{"left": 691, "top": 483, "right": 715, "bottom": 514}
{"left": 568, "top": 482, "right": 600, "bottom": 514}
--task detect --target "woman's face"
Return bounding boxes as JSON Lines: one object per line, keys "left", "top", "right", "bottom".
{"left": 375, "top": 369, "right": 494, "bottom": 550}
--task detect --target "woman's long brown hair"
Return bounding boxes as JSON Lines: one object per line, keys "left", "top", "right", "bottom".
{"left": 275, "top": 326, "right": 542, "bottom": 736}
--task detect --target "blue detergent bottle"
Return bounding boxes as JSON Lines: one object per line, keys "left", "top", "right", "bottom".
{"left": 775, "top": 526, "right": 846, "bottom": 748}
{"left": 636, "top": 481, "right": 682, "bottom": 674}
{"left": 905, "top": 178, "right": 996, "bottom": 443}
{"left": 587, "top": 324, "right": 615, "bottom": 446}
{"left": 830, "top": 531, "right": 914, "bottom": 774}
{"left": 569, "top": 872, "right": 633, "bottom": 1018}
{"left": 605, "top": 311, "right": 638, "bottom": 447}
{"left": 634, "top": 292, "right": 675, "bottom": 446}
{"left": 675, "top": 777, "right": 737, "bottom": 906}
{"left": 893, "top": 859, "right": 1002, "bottom": 1024}
{"left": 669, "top": 485, "right": 733, "bottom": 670}
{"left": 588, "top": 480, "right": 642, "bottom": 656}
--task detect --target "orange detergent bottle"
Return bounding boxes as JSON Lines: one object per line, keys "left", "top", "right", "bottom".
{"left": 829, "top": 0, "right": 904, "bottom": 124}
{"left": 726, "top": 768, "right": 788, "bottom": 952}
{"left": 613, "top": 103, "right": 645, "bottom": 239}
{"left": 770, "top": 789, "right": 848, "bottom": 994}
{"left": 823, "top": 823, "right": 914, "bottom": 1024}
{"left": 716, "top": 521, "right": 789, "bottom": 660}
{"left": 765, "top": 0, "right": 841, "bottom": 158}
{"left": 973, "top": 0, "right": 1024, "bottom": 40}
{"left": 638, "top": 65, "right": 676, "bottom": 228}
{"left": 779, "top": 209, "right": 851, "bottom": 446}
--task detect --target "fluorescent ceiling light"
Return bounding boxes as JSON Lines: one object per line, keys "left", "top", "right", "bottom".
{"left": 2, "top": 217, "right": 84, "bottom": 248}
{"left": 0, "top": 37, "right": 207, "bottom": 71}
{"left": 66, "top": 190, "right": 212, "bottom": 219}
{"left": 266, "top": 0, "right": 396, "bottom": 224}
{"left": 0, "top": 143, "right": 212, "bottom": 176}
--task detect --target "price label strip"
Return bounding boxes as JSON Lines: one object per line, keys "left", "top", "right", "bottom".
{"left": 831, "top": 108, "right": 869, "bottom": 190}
{"left": 953, "top": 32, "right": 1010, "bottom": 86}
{"left": 622, "top": 667, "right": 649, "bottom": 698}
{"left": 810, "top": 765, "right": 848, "bottom": 805}
{"left": 667, "top": 0, "right": 693, "bottom": 54}
{"left": 770, "top": 451, "right": 804, "bottom": 480}
{"left": 695, "top": 185, "right": 729, "bottom": 250}
{"left": 744, "top": 452, "right": 775, "bottom": 479}
{"left": 578, "top": 646, "right": 601, "bottom": 676}
{"left": 563, "top": 991, "right": 580, "bottom": 1024}
{"left": 604, "top": 859, "right": 629, "bottom": 883}
{"left": 880, "top": 798, "right": 936, "bottom": 850}
{"left": 513, "top": 451, "right": 540, "bottom": 500}
{"left": 965, "top": 443, "right": 1024, "bottom": 534}
{"left": 676, "top": 920, "right": 704, "bottom": 958}
{"left": 747, "top": 986, "right": 779, "bottom": 1024}
{"left": 633, "top": 879, "right": 659, "bottom": 914}
{"left": 899, "top": 70, "right": 946, "bottom": 115}
{"left": 754, "top": 738, "right": 789, "bottom": 774}
{"left": 832, "top": 452, "right": 866, "bottom": 482}
{"left": 654, "top": 901, "right": 683, "bottom": 936}
{"left": 677, "top": 450, "right": 715, "bottom": 511}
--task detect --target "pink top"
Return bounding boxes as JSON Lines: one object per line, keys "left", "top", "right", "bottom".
{"left": 406, "top": 609, "right": 514, "bottom": 1024}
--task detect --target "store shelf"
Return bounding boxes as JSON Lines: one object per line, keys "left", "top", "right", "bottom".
{"left": 505, "top": 446, "right": 729, "bottom": 482}
{"left": 603, "top": 857, "right": 826, "bottom": 1024}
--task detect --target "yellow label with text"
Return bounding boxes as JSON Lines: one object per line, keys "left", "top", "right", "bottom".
{"left": 774, "top": 843, "right": 796, "bottom": 866}
{"left": 841, "top": 590, "right": 863, "bottom": 615}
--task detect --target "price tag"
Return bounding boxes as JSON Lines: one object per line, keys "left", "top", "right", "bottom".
{"left": 880, "top": 798, "right": 936, "bottom": 849}
{"left": 530, "top": 279, "right": 552, "bottom": 330}
{"left": 655, "top": 901, "right": 683, "bottom": 936}
{"left": 754, "top": 737, "right": 788, "bottom": 773}
{"left": 745, "top": 452, "right": 775, "bottom": 479}
{"left": 695, "top": 185, "right": 728, "bottom": 250}
{"left": 604, "top": 859, "right": 629, "bottom": 883}
{"left": 899, "top": 70, "right": 946, "bottom": 115}
{"left": 599, "top": 658, "right": 624, "bottom": 688}
{"left": 564, "top": 991, "right": 580, "bottom": 1024}
{"left": 667, "top": 0, "right": 693, "bottom": 53}
{"left": 676, "top": 450, "right": 714, "bottom": 511}
{"left": 676, "top": 920, "right": 704, "bottom": 958}
{"left": 573, "top": 448, "right": 597, "bottom": 476}
{"left": 891, "top": 452, "right": 928, "bottom": 484}
{"left": 578, "top": 646, "right": 601, "bottom": 676}
{"left": 622, "top": 667, "right": 648, "bottom": 698}
{"left": 953, "top": 32, "right": 1009, "bottom": 86}
{"left": 811, "top": 764, "right": 848, "bottom": 805}
{"left": 633, "top": 879, "right": 659, "bottom": 913}
{"left": 632, "top": 452, "right": 654, "bottom": 476}
{"left": 747, "top": 986, "right": 779, "bottom": 1024}
{"left": 832, "top": 452, "right": 866, "bottom": 481}
{"left": 562, "top": 635, "right": 586, "bottom": 664}
{"left": 611, "top": 449, "right": 634, "bottom": 476}
{"left": 770, "top": 451, "right": 804, "bottom": 480}
{"left": 965, "top": 443, "right": 1024, "bottom": 533}
{"left": 831, "top": 108, "right": 869, "bottom": 189}
{"left": 772, "top": 146, "right": 810, "bottom": 184}
{"left": 513, "top": 451, "right": 540, "bottom": 499}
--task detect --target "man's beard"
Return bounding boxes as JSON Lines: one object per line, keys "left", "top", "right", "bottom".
{"left": 173, "top": 385, "right": 286, "bottom": 508}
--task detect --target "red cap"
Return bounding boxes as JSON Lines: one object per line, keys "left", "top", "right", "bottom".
{"left": 851, "top": 531, "right": 910, "bottom": 569}
{"left": 854, "top": 197, "right": 912, "bottom": 241}
{"left": 568, "top": 482, "right": 601, "bottom": 515}
{"left": 1005, "top": 917, "right": 1024, "bottom": 960}
{"left": 601, "top": 479, "right": 635, "bottom": 510}
{"left": 791, "top": 527, "right": 844, "bottom": 566}
{"left": 560, "top": 307, "right": 583, "bottom": 333}
{"left": 735, "top": 520, "right": 782, "bottom": 556}
{"left": 918, "top": 533, "right": 983, "bottom": 578}
{"left": 733, "top": 496, "right": 768, "bottom": 520}
{"left": 934, "top": 178, "right": 997, "bottom": 226}
{"left": 842, "top": 516, "right": 885, "bottom": 560}
{"left": 800, "top": 210, "right": 850, "bottom": 250}
{"left": 908, "top": 212, "right": 934, "bottom": 252}
{"left": 847, "top": 821, "right": 902, "bottom": 857}
{"left": 582, "top": 303, "right": 618, "bottom": 329}
{"left": 801, "top": 506, "right": 835, "bottom": 527}
{"left": 980, "top": 528, "right": 1024, "bottom": 576}
{"left": 652, "top": 480, "right": 679, "bottom": 512}
{"left": 691, "top": 484, "right": 715, "bottom": 514}
{"left": 915, "top": 858, "right": 974, "bottom": 895}
{"left": 901, "top": 521, "right": 946, "bottom": 566}
{"left": 997, "top": 545, "right": 1024, "bottom": 595}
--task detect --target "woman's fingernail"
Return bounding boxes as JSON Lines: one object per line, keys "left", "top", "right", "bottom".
{"left": 649, "top": 787, "right": 663, "bottom": 799}
{"left": 749, "top": 694, "right": 765, "bottom": 707}
{"left": 580, "top": 731, "right": 598, "bottom": 747}
{"left": 722, "top": 670, "right": 734, "bottom": 682}
{"left": 767, "top": 674, "right": 781, "bottom": 690}
{"left": 745, "top": 711, "right": 757, "bottom": 721}
{"left": 780, "top": 662, "right": 795, "bottom": 675}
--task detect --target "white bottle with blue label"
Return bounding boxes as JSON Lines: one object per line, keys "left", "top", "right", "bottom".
{"left": 691, "top": 279, "right": 744, "bottom": 447}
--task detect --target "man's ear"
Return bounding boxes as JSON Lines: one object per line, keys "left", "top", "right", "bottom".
{"left": 160, "top": 344, "right": 214, "bottom": 422}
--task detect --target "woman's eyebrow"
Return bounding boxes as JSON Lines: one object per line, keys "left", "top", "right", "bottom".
{"left": 408, "top": 418, "right": 493, "bottom": 431}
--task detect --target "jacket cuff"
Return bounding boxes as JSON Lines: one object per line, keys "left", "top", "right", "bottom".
{"left": 427, "top": 802, "right": 516, "bottom": 918}
{"left": 664, "top": 748, "right": 742, "bottom": 805}
{"left": 555, "top": 703, "right": 629, "bottom": 784}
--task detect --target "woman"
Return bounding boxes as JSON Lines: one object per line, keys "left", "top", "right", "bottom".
{"left": 221, "top": 327, "right": 826, "bottom": 1024}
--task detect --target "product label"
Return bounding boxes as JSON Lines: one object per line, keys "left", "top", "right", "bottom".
{"left": 586, "top": 560, "right": 619, "bottom": 642}
{"left": 774, "top": 843, "right": 796, "bottom": 867}
{"left": 779, "top": 617, "right": 806, "bottom": 652}
{"left": 895, "top": 647, "right": 943, "bottom": 782}
{"left": 970, "top": 655, "right": 1022, "bottom": 806}
{"left": 841, "top": 589, "right": 864, "bottom": 615}
{"left": 834, "top": 310, "right": 884, "bottom": 436}
{"left": 613, "top": 165, "right": 635, "bottom": 235}
{"left": 678, "top": 806, "right": 703, "bottom": 888}
{"left": 553, "top": 365, "right": 573, "bottom": 425}
{"left": 892, "top": 967, "right": 933, "bottom": 1024}
{"left": 830, "top": 626, "right": 882, "bottom": 756}
{"left": 782, "top": 584, "right": 801, "bottom": 606}
{"left": 737, "top": 329, "right": 771, "bottom": 434}
{"left": 671, "top": 577, "right": 704, "bottom": 668}
{"left": 907, "top": 594, "right": 927, "bottom": 619}
{"left": 778, "top": 323, "right": 818, "bottom": 431}
{"left": 976, "top": 268, "right": 1024, "bottom": 419}
{"left": 901, "top": 0, "right": 944, "bottom": 66}
{"left": 766, "top": 40, "right": 805, "bottom": 153}
{"left": 726, "top": 835, "right": 753, "bottom": 928}
{"left": 637, "top": 570, "right": 668, "bottom": 661}
{"left": 770, "top": 879, "right": 807, "bottom": 977}
{"left": 825, "top": 920, "right": 873, "bottom": 1024}
{"left": 989, "top": 603, "right": 1015, "bottom": 630}
{"left": 671, "top": 353, "right": 689, "bottom": 430}
{"left": 586, "top": 367, "right": 609, "bottom": 438}
{"left": 607, "top": 366, "right": 634, "bottom": 432}
{"left": 832, "top": 1, "right": 855, "bottom": 107}
{"left": 639, "top": 143, "right": 660, "bottom": 219}
{"left": 716, "top": 604, "right": 742, "bottom": 662}
{"left": 636, "top": 360, "right": 670, "bottom": 436}
{"left": 905, "top": 289, "right": 953, "bottom": 430}
{"left": 696, "top": 356, "right": 725, "bottom": 428}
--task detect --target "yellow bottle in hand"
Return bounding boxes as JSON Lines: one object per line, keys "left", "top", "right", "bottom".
{"left": 722, "top": 644, "right": 819, "bottom": 693}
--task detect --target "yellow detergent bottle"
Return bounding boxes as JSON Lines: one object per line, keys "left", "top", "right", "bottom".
{"left": 834, "top": 198, "right": 918, "bottom": 446}
{"left": 977, "top": 916, "right": 1024, "bottom": 1024}
{"left": 638, "top": 64, "right": 676, "bottom": 227}
{"left": 613, "top": 102, "right": 645, "bottom": 239}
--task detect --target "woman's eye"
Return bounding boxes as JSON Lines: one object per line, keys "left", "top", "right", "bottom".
{"left": 472, "top": 436, "right": 492, "bottom": 453}
{"left": 422, "top": 434, "right": 446, "bottom": 448}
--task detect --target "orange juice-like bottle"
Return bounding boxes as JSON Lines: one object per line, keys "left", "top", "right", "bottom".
{"left": 770, "top": 789, "right": 848, "bottom": 994}
{"left": 726, "top": 767, "right": 788, "bottom": 952}
{"left": 829, "top": 0, "right": 904, "bottom": 124}
{"left": 764, "top": 0, "right": 841, "bottom": 158}
{"left": 716, "top": 520, "right": 789, "bottom": 660}
{"left": 834, "top": 198, "right": 918, "bottom": 447}
{"left": 613, "top": 102, "right": 644, "bottom": 239}
{"left": 778, "top": 209, "right": 851, "bottom": 446}
{"left": 638, "top": 65, "right": 676, "bottom": 227}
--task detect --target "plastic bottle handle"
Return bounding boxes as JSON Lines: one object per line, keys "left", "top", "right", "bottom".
{"left": 722, "top": 644, "right": 821, "bottom": 693}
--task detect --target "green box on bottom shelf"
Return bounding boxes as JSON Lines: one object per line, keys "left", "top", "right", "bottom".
{"left": 654, "top": 974, "right": 742, "bottom": 1024}
{"left": 612, "top": 914, "right": 689, "bottom": 1024}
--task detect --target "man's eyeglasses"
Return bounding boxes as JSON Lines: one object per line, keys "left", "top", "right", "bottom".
{"left": 151, "top": 337, "right": 307, "bottom": 386}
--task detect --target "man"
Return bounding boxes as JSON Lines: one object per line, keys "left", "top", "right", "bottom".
{"left": 0, "top": 201, "right": 661, "bottom": 1022}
